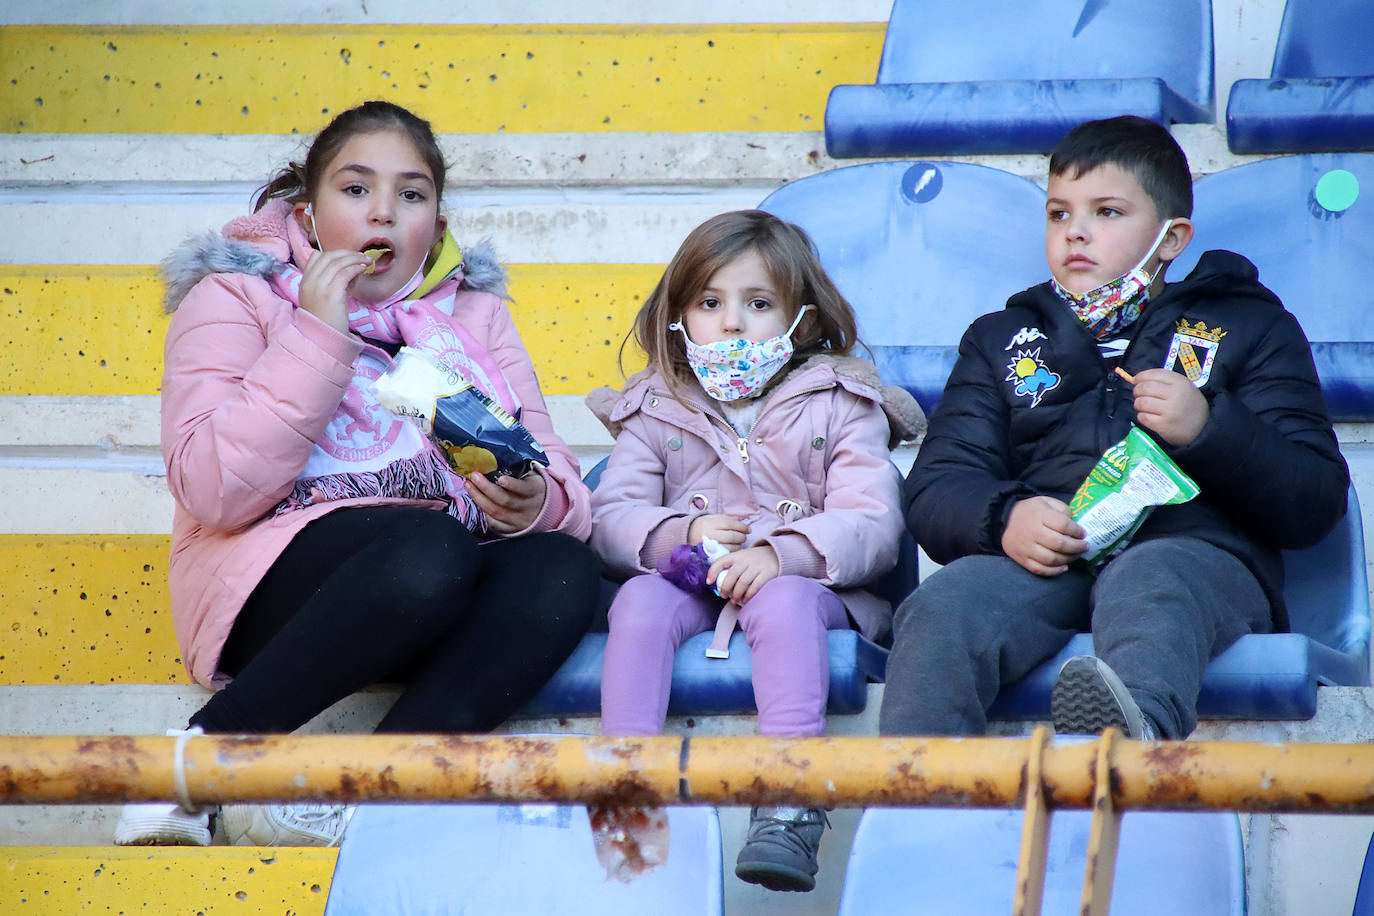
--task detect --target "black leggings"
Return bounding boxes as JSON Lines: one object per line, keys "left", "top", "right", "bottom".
{"left": 189, "top": 506, "right": 600, "bottom": 735}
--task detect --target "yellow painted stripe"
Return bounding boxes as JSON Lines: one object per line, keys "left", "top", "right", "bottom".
{"left": 2, "top": 265, "right": 656, "bottom": 397}
{"left": 1, "top": 24, "right": 882, "bottom": 134}
{"left": 0, "top": 536, "right": 185, "bottom": 684}
{"left": 0, "top": 846, "right": 335, "bottom": 914}
{"left": 0, "top": 269, "right": 167, "bottom": 397}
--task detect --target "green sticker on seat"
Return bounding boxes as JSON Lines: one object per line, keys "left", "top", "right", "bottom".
{"left": 1314, "top": 169, "right": 1359, "bottom": 213}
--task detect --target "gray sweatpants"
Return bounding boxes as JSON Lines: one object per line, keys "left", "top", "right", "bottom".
{"left": 877, "top": 537, "right": 1272, "bottom": 739}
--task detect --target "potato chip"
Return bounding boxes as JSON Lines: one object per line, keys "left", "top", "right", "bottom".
{"left": 442, "top": 442, "right": 499, "bottom": 477}
{"left": 362, "top": 246, "right": 390, "bottom": 275}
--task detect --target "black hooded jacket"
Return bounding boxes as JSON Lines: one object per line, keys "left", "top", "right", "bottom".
{"left": 905, "top": 250, "right": 1349, "bottom": 629}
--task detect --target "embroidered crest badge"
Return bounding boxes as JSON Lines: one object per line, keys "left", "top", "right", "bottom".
{"left": 1004, "top": 347, "right": 1061, "bottom": 407}
{"left": 1164, "top": 319, "right": 1227, "bottom": 387}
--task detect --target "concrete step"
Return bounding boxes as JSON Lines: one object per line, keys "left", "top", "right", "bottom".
{"left": 0, "top": 263, "right": 661, "bottom": 399}
{"left": 3, "top": 0, "right": 895, "bottom": 26}
{"left": 0, "top": 846, "right": 337, "bottom": 914}
{"left": 0, "top": 186, "right": 782, "bottom": 266}
{"left": 1, "top": 23, "right": 880, "bottom": 136}
{"left": 0, "top": 132, "right": 878, "bottom": 186}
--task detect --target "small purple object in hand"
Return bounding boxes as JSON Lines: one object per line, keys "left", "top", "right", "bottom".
{"left": 657, "top": 543, "right": 713, "bottom": 593}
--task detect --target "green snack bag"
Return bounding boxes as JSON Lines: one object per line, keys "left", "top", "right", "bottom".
{"left": 1067, "top": 426, "right": 1200, "bottom": 567}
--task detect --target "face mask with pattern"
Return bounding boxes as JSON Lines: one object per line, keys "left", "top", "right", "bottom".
{"left": 1054, "top": 220, "right": 1174, "bottom": 340}
{"left": 670, "top": 305, "right": 812, "bottom": 401}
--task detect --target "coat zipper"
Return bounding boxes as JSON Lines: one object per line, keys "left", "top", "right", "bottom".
{"left": 701, "top": 374, "right": 829, "bottom": 464}
{"left": 733, "top": 412, "right": 765, "bottom": 463}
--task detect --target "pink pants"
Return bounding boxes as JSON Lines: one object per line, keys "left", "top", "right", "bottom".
{"left": 600, "top": 574, "right": 850, "bottom": 737}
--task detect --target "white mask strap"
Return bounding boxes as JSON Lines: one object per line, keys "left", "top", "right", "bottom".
{"left": 1133, "top": 219, "right": 1175, "bottom": 278}
{"left": 785, "top": 304, "right": 813, "bottom": 336}
{"left": 304, "top": 203, "right": 322, "bottom": 250}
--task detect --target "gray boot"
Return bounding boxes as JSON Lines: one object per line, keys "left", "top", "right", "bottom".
{"left": 734, "top": 805, "right": 829, "bottom": 892}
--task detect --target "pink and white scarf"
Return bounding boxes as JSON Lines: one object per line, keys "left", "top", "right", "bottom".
{"left": 266, "top": 254, "right": 522, "bottom": 533}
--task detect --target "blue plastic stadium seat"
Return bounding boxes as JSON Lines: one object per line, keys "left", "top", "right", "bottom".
{"left": 1171, "top": 154, "right": 1374, "bottom": 420}
{"left": 990, "top": 484, "right": 1371, "bottom": 721}
{"left": 838, "top": 806, "right": 1245, "bottom": 915}
{"left": 759, "top": 160, "right": 1047, "bottom": 416}
{"left": 1226, "top": 0, "right": 1374, "bottom": 154}
{"left": 516, "top": 457, "right": 915, "bottom": 719}
{"left": 324, "top": 802, "right": 723, "bottom": 915}
{"left": 826, "top": 0, "right": 1214, "bottom": 157}
{"left": 522, "top": 628, "right": 890, "bottom": 718}
{"left": 1353, "top": 828, "right": 1374, "bottom": 915}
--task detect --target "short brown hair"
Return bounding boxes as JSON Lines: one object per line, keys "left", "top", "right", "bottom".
{"left": 1049, "top": 115, "right": 1192, "bottom": 219}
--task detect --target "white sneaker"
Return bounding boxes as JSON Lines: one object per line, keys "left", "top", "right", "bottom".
{"left": 220, "top": 804, "right": 352, "bottom": 847}
{"left": 113, "top": 802, "right": 212, "bottom": 846}
{"left": 113, "top": 726, "right": 213, "bottom": 846}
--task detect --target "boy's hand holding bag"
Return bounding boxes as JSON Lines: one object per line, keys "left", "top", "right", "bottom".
{"left": 1068, "top": 426, "right": 1200, "bottom": 568}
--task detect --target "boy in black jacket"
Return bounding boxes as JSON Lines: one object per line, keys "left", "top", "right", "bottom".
{"left": 879, "top": 116, "right": 1349, "bottom": 740}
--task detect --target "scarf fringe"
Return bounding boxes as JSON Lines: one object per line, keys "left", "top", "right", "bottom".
{"left": 275, "top": 449, "right": 487, "bottom": 534}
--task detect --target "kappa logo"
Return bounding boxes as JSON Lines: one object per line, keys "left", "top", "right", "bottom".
{"left": 1005, "top": 347, "right": 1061, "bottom": 407}
{"left": 1165, "top": 319, "right": 1227, "bottom": 387}
{"left": 1004, "top": 326, "right": 1048, "bottom": 350}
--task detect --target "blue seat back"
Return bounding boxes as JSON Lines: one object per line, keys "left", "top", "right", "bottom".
{"left": 826, "top": 0, "right": 1213, "bottom": 156}
{"left": 875, "top": 0, "right": 1212, "bottom": 109}
{"left": 760, "top": 161, "right": 1047, "bottom": 415}
{"left": 1224, "top": 1, "right": 1374, "bottom": 154}
{"left": 1283, "top": 486, "right": 1372, "bottom": 675}
{"left": 1353, "top": 827, "right": 1374, "bottom": 915}
{"left": 1171, "top": 154, "right": 1374, "bottom": 419}
{"left": 324, "top": 802, "right": 723, "bottom": 915}
{"left": 838, "top": 806, "right": 1245, "bottom": 915}
{"left": 1270, "top": 0, "right": 1374, "bottom": 78}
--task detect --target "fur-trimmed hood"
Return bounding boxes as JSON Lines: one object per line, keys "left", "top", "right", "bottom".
{"left": 160, "top": 198, "right": 507, "bottom": 313}
{"left": 587, "top": 353, "right": 926, "bottom": 448}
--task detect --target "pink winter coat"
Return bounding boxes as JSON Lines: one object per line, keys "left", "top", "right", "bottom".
{"left": 161, "top": 213, "right": 590, "bottom": 688}
{"left": 585, "top": 355, "right": 924, "bottom": 644}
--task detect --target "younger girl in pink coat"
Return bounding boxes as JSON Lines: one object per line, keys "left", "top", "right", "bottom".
{"left": 115, "top": 101, "right": 599, "bottom": 848}
{"left": 587, "top": 210, "right": 923, "bottom": 893}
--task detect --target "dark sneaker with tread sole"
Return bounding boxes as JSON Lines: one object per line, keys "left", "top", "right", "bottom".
{"left": 1051, "top": 655, "right": 1158, "bottom": 740}
{"left": 735, "top": 805, "right": 829, "bottom": 892}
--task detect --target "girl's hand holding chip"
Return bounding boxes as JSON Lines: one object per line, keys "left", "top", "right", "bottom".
{"left": 298, "top": 248, "right": 370, "bottom": 333}
{"left": 466, "top": 469, "right": 547, "bottom": 534}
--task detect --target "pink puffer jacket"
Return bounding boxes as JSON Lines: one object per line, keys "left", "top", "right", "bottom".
{"left": 585, "top": 355, "right": 924, "bottom": 644}
{"left": 161, "top": 213, "right": 590, "bottom": 687}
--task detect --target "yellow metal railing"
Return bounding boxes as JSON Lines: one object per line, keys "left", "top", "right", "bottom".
{"left": 4, "top": 729, "right": 1373, "bottom": 914}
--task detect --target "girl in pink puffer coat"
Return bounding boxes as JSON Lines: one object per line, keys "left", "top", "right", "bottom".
{"left": 587, "top": 210, "right": 924, "bottom": 893}
{"left": 115, "top": 101, "right": 599, "bottom": 850}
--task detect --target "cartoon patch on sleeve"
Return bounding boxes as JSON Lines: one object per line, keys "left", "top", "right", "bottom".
{"left": 1005, "top": 348, "right": 1061, "bottom": 407}
{"left": 1164, "top": 319, "right": 1226, "bottom": 387}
